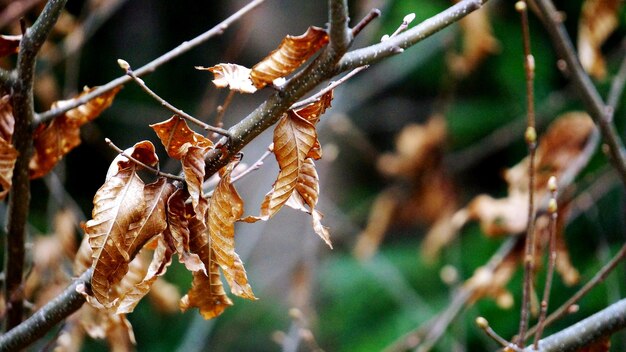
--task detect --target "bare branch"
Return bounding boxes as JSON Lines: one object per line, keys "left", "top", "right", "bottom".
{"left": 34, "top": 0, "right": 267, "bottom": 125}
{"left": 0, "top": 269, "right": 92, "bottom": 351}
{"left": 524, "top": 298, "right": 626, "bottom": 352}
{"left": 534, "top": 0, "right": 626, "bottom": 190}
{"left": 5, "top": 0, "right": 68, "bottom": 330}
{"left": 336, "top": 0, "right": 483, "bottom": 72}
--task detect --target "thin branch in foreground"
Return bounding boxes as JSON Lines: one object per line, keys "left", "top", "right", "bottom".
{"left": 0, "top": 269, "right": 93, "bottom": 351}
{"left": 517, "top": 0, "right": 538, "bottom": 346}
{"left": 524, "top": 298, "right": 626, "bottom": 352}
{"left": 350, "top": 8, "right": 381, "bottom": 37}
{"left": 118, "top": 60, "right": 231, "bottom": 137}
{"left": 533, "top": 176, "right": 559, "bottom": 348}
{"left": 475, "top": 317, "right": 521, "bottom": 351}
{"left": 104, "top": 138, "right": 185, "bottom": 182}
{"left": 34, "top": 0, "right": 267, "bottom": 125}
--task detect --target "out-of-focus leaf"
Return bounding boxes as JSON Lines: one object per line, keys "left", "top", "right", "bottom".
{"left": 0, "top": 138, "right": 17, "bottom": 200}
{"left": 448, "top": 6, "right": 499, "bottom": 76}
{"left": 181, "top": 212, "right": 233, "bottom": 319}
{"left": 80, "top": 305, "right": 136, "bottom": 349}
{"left": 208, "top": 161, "right": 255, "bottom": 299}
{"left": 148, "top": 277, "right": 181, "bottom": 314}
{"left": 150, "top": 115, "right": 213, "bottom": 160}
{"left": 460, "top": 112, "right": 594, "bottom": 236}
{"left": 578, "top": 0, "right": 621, "bottom": 79}
{"left": 250, "top": 26, "right": 329, "bottom": 88}
{"left": 196, "top": 64, "right": 257, "bottom": 94}
{"left": 0, "top": 95, "right": 14, "bottom": 142}
{"left": 0, "top": 35, "right": 20, "bottom": 57}
{"left": 576, "top": 335, "right": 611, "bottom": 352}
{"left": 30, "top": 86, "right": 121, "bottom": 179}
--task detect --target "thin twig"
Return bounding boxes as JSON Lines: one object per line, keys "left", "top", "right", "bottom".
{"left": 524, "top": 298, "right": 626, "bottom": 352}
{"left": 525, "top": 242, "right": 626, "bottom": 341}
{"left": 475, "top": 317, "right": 521, "bottom": 351}
{"left": 533, "top": 177, "right": 559, "bottom": 348}
{"left": 606, "top": 49, "right": 626, "bottom": 112}
{"left": 517, "top": 1, "right": 537, "bottom": 346}
{"left": 291, "top": 66, "right": 368, "bottom": 110}
{"left": 350, "top": 8, "right": 381, "bottom": 37}
{"left": 213, "top": 90, "right": 235, "bottom": 138}
{"left": 119, "top": 62, "right": 230, "bottom": 137}
{"left": 104, "top": 138, "right": 185, "bottom": 182}
{"left": 34, "top": 0, "right": 267, "bottom": 125}
{"left": 231, "top": 149, "right": 273, "bottom": 184}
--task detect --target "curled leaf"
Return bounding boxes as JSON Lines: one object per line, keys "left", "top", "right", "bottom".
{"left": 208, "top": 161, "right": 255, "bottom": 299}
{"left": 197, "top": 64, "right": 257, "bottom": 94}
{"left": 166, "top": 188, "right": 206, "bottom": 273}
{"left": 106, "top": 140, "right": 159, "bottom": 180}
{"left": 150, "top": 115, "right": 213, "bottom": 159}
{"left": 251, "top": 26, "right": 329, "bottom": 89}
{"left": 30, "top": 86, "right": 121, "bottom": 179}
{"left": 0, "top": 95, "right": 14, "bottom": 142}
{"left": 0, "top": 138, "right": 17, "bottom": 201}
{"left": 578, "top": 0, "right": 621, "bottom": 79}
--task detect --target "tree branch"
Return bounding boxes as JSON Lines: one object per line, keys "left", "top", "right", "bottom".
{"left": 34, "top": 0, "right": 267, "bottom": 125}
{"left": 534, "top": 0, "right": 626, "bottom": 190}
{"left": 204, "top": 0, "right": 487, "bottom": 178}
{"left": 0, "top": 269, "right": 92, "bottom": 351}
{"left": 524, "top": 298, "right": 626, "bottom": 352}
{"left": 4, "top": 0, "right": 68, "bottom": 330}
{"left": 328, "top": 0, "right": 352, "bottom": 56}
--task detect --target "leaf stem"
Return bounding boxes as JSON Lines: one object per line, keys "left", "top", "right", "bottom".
{"left": 104, "top": 138, "right": 185, "bottom": 182}
{"left": 121, "top": 63, "right": 230, "bottom": 137}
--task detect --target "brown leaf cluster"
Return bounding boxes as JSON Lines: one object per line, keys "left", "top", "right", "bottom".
{"left": 354, "top": 115, "right": 456, "bottom": 260}
{"left": 0, "top": 95, "right": 16, "bottom": 200}
{"left": 578, "top": 0, "right": 622, "bottom": 79}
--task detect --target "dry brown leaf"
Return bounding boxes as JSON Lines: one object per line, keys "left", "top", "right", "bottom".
{"left": 106, "top": 140, "right": 159, "bottom": 181}
{"left": 0, "top": 138, "right": 17, "bottom": 200}
{"left": 250, "top": 26, "right": 329, "bottom": 88}
{"left": 148, "top": 277, "right": 181, "bottom": 314}
{"left": 0, "top": 35, "right": 20, "bottom": 57}
{"left": 197, "top": 64, "right": 257, "bottom": 94}
{"left": 294, "top": 90, "right": 334, "bottom": 127}
{"left": 208, "top": 161, "right": 255, "bottom": 299}
{"left": 84, "top": 166, "right": 146, "bottom": 307}
{"left": 116, "top": 235, "right": 174, "bottom": 314}
{"left": 150, "top": 115, "right": 213, "bottom": 160}
{"left": 285, "top": 158, "right": 331, "bottom": 247}
{"left": 30, "top": 86, "right": 121, "bottom": 179}
{"left": 0, "top": 95, "right": 14, "bottom": 142}
{"left": 578, "top": 0, "right": 622, "bottom": 79}
{"left": 353, "top": 189, "right": 399, "bottom": 260}
{"left": 256, "top": 113, "right": 318, "bottom": 219}
{"left": 182, "top": 145, "right": 210, "bottom": 220}
{"left": 166, "top": 188, "right": 205, "bottom": 273}
{"left": 448, "top": 5, "right": 499, "bottom": 76}
{"left": 80, "top": 305, "right": 136, "bottom": 350}
{"left": 181, "top": 212, "right": 233, "bottom": 319}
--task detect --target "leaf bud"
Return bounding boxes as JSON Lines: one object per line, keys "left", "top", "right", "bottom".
{"left": 525, "top": 126, "right": 537, "bottom": 144}
{"left": 475, "top": 316, "right": 489, "bottom": 329}
{"left": 515, "top": 1, "right": 527, "bottom": 12}
{"left": 548, "top": 176, "right": 557, "bottom": 192}
{"left": 403, "top": 13, "right": 416, "bottom": 25}
{"left": 117, "top": 59, "right": 130, "bottom": 71}
{"left": 548, "top": 198, "right": 557, "bottom": 214}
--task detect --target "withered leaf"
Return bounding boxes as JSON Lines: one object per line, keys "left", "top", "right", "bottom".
{"left": 578, "top": 0, "right": 621, "bottom": 79}
{"left": 285, "top": 158, "right": 331, "bottom": 248}
{"left": 182, "top": 145, "right": 210, "bottom": 220}
{"left": 0, "top": 35, "right": 20, "bottom": 57}
{"left": 251, "top": 26, "right": 329, "bottom": 89}
{"left": 181, "top": 212, "right": 233, "bottom": 319}
{"left": 150, "top": 115, "right": 213, "bottom": 160}
{"left": 208, "top": 161, "right": 255, "bottom": 299}
{"left": 0, "top": 138, "right": 17, "bottom": 201}
{"left": 256, "top": 113, "right": 317, "bottom": 219}
{"left": 30, "top": 86, "right": 121, "bottom": 179}
{"left": 106, "top": 140, "right": 159, "bottom": 180}
{"left": 448, "top": 7, "right": 499, "bottom": 76}
{"left": 84, "top": 166, "right": 146, "bottom": 306}
{"left": 0, "top": 95, "right": 14, "bottom": 142}
{"left": 197, "top": 64, "right": 257, "bottom": 94}
{"left": 116, "top": 235, "right": 174, "bottom": 314}
{"left": 166, "top": 188, "right": 205, "bottom": 273}
{"left": 461, "top": 112, "right": 594, "bottom": 236}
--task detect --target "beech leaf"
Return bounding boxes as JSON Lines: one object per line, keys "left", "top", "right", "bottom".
{"left": 578, "top": 0, "right": 621, "bottom": 79}
{"left": 181, "top": 212, "right": 233, "bottom": 319}
{"left": 197, "top": 64, "right": 257, "bottom": 94}
{"left": 150, "top": 115, "right": 213, "bottom": 160}
{"left": 208, "top": 161, "right": 255, "bottom": 299}
{"left": 166, "top": 188, "right": 206, "bottom": 273}
{"left": 106, "top": 140, "right": 159, "bottom": 180}
{"left": 448, "top": 7, "right": 499, "bottom": 76}
{"left": 182, "top": 145, "right": 210, "bottom": 219}
{"left": 30, "top": 86, "right": 121, "bottom": 179}
{"left": 250, "top": 26, "right": 329, "bottom": 89}
{"left": 0, "top": 95, "right": 14, "bottom": 142}
{"left": 0, "top": 138, "right": 17, "bottom": 201}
